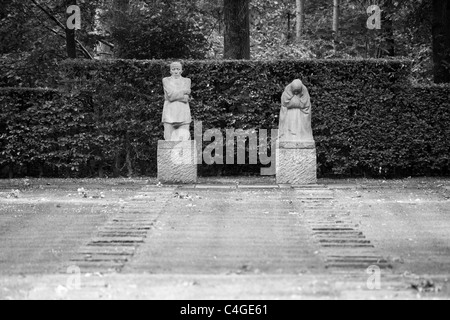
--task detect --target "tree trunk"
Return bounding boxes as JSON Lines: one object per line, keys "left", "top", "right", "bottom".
{"left": 8, "top": 165, "right": 13, "bottom": 179}
{"left": 112, "top": 0, "right": 130, "bottom": 58}
{"left": 296, "top": 0, "right": 305, "bottom": 40}
{"left": 224, "top": 0, "right": 250, "bottom": 60}
{"left": 287, "top": 12, "right": 292, "bottom": 42}
{"left": 98, "top": 165, "right": 105, "bottom": 178}
{"left": 332, "top": 0, "right": 340, "bottom": 39}
{"left": 65, "top": 0, "right": 77, "bottom": 58}
{"left": 382, "top": 0, "right": 395, "bottom": 57}
{"left": 125, "top": 133, "right": 133, "bottom": 177}
{"left": 432, "top": 0, "right": 450, "bottom": 83}
{"left": 114, "top": 154, "right": 121, "bottom": 177}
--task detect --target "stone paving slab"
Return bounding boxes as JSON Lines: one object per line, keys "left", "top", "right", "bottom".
{"left": 0, "top": 208, "right": 110, "bottom": 275}
{"left": 179, "top": 184, "right": 333, "bottom": 190}
{"left": 1, "top": 274, "right": 444, "bottom": 300}
{"left": 125, "top": 189, "right": 324, "bottom": 275}
{"left": 194, "top": 185, "right": 237, "bottom": 190}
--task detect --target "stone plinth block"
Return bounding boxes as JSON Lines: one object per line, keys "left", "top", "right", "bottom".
{"left": 276, "top": 142, "right": 317, "bottom": 185}
{"left": 158, "top": 141, "right": 198, "bottom": 184}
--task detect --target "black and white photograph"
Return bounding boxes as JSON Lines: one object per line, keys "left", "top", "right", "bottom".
{"left": 0, "top": 0, "right": 449, "bottom": 303}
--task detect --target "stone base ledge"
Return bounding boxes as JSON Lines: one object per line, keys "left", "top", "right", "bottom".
{"left": 276, "top": 147, "right": 317, "bottom": 185}
{"left": 157, "top": 141, "right": 198, "bottom": 184}
{"left": 279, "top": 141, "right": 316, "bottom": 149}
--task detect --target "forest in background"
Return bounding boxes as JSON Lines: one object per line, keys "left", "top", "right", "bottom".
{"left": 1, "top": 0, "right": 449, "bottom": 88}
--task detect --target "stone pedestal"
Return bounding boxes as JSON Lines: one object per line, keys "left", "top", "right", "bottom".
{"left": 158, "top": 141, "right": 198, "bottom": 184}
{"left": 276, "top": 141, "right": 317, "bottom": 185}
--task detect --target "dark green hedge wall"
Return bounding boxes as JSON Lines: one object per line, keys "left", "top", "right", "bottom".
{"left": 1, "top": 59, "right": 449, "bottom": 178}
{"left": 0, "top": 87, "right": 97, "bottom": 177}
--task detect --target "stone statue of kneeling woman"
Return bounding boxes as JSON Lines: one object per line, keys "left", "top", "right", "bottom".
{"left": 279, "top": 79, "right": 315, "bottom": 144}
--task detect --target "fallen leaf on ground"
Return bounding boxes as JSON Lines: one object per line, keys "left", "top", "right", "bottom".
{"left": 410, "top": 279, "right": 442, "bottom": 293}
{"left": 7, "top": 190, "right": 20, "bottom": 199}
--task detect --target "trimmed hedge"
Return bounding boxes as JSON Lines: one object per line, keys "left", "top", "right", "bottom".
{"left": 315, "top": 83, "right": 450, "bottom": 176}
{"left": 1, "top": 59, "right": 449, "bottom": 178}
{"left": 0, "top": 87, "right": 97, "bottom": 177}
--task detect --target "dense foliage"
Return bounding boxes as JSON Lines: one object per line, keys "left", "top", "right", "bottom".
{"left": 104, "top": 1, "right": 212, "bottom": 60}
{"left": 1, "top": 0, "right": 446, "bottom": 87}
{"left": 1, "top": 59, "right": 448, "bottom": 178}
{"left": 0, "top": 0, "right": 100, "bottom": 88}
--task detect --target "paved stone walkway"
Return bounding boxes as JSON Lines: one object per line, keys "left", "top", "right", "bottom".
{"left": 126, "top": 188, "right": 324, "bottom": 275}
{"left": 0, "top": 201, "right": 113, "bottom": 275}
{"left": 126, "top": 186, "right": 393, "bottom": 276}
{"left": 67, "top": 189, "right": 174, "bottom": 273}
{"left": 1, "top": 179, "right": 449, "bottom": 299}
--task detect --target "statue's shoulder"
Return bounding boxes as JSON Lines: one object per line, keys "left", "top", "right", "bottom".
{"left": 163, "top": 77, "right": 171, "bottom": 83}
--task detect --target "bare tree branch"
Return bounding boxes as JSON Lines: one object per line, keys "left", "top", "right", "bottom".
{"left": 30, "top": 0, "right": 67, "bottom": 32}
{"left": 42, "top": 25, "right": 66, "bottom": 41}
{"left": 30, "top": 0, "right": 94, "bottom": 59}
{"left": 74, "top": 40, "right": 94, "bottom": 59}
